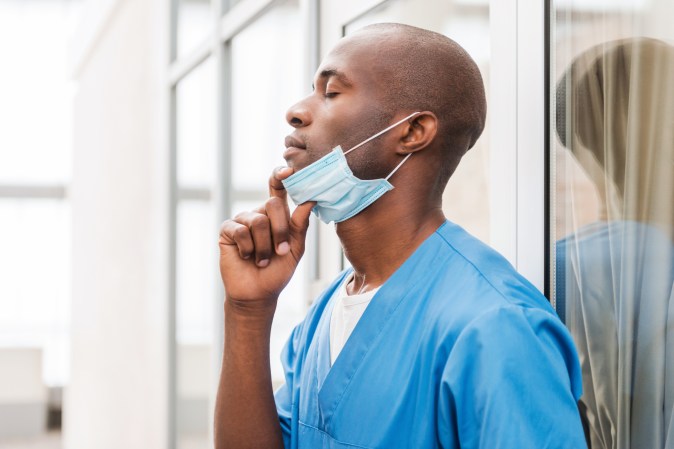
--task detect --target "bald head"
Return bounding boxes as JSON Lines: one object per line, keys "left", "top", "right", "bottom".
{"left": 339, "top": 23, "right": 487, "bottom": 182}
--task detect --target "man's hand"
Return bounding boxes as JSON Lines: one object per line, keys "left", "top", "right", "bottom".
{"left": 215, "top": 169, "right": 308, "bottom": 449}
{"left": 218, "top": 167, "right": 314, "bottom": 307}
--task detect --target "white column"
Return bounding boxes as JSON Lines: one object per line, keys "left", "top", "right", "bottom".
{"left": 65, "top": 0, "right": 169, "bottom": 448}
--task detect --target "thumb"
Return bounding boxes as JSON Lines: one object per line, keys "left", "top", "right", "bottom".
{"left": 288, "top": 201, "right": 315, "bottom": 255}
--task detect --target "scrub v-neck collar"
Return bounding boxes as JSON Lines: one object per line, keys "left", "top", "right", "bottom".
{"left": 312, "top": 221, "right": 450, "bottom": 428}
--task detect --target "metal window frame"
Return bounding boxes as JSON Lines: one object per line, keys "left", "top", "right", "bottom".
{"left": 544, "top": 0, "right": 552, "bottom": 302}
{"left": 167, "top": 0, "right": 319, "bottom": 447}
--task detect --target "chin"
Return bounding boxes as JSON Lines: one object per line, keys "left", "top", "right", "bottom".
{"left": 288, "top": 154, "right": 319, "bottom": 171}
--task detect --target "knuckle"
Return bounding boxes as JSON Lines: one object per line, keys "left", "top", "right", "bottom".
{"left": 232, "top": 225, "right": 250, "bottom": 241}
{"left": 250, "top": 214, "right": 270, "bottom": 230}
{"left": 219, "top": 219, "right": 231, "bottom": 233}
{"left": 266, "top": 196, "right": 283, "bottom": 209}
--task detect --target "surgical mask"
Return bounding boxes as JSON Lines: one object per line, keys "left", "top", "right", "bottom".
{"left": 282, "top": 111, "right": 420, "bottom": 224}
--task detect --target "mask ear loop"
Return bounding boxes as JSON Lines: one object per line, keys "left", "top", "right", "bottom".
{"left": 343, "top": 111, "right": 421, "bottom": 156}
{"left": 385, "top": 153, "right": 412, "bottom": 181}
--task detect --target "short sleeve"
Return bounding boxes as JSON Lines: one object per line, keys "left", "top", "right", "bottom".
{"left": 437, "top": 306, "right": 587, "bottom": 449}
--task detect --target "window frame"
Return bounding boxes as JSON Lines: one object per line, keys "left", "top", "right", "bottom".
{"left": 167, "top": 0, "right": 319, "bottom": 446}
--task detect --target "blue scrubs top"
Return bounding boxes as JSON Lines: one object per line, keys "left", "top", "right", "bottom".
{"left": 275, "top": 221, "right": 586, "bottom": 448}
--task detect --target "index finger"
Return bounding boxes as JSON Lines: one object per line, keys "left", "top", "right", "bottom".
{"left": 269, "top": 166, "right": 294, "bottom": 199}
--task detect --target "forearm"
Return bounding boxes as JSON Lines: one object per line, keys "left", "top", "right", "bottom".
{"left": 214, "top": 299, "right": 284, "bottom": 449}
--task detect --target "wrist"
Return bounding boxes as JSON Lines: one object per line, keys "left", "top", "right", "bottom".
{"left": 224, "top": 296, "right": 277, "bottom": 327}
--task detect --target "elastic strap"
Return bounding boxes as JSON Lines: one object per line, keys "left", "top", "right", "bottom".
{"left": 385, "top": 153, "right": 412, "bottom": 180}
{"left": 344, "top": 111, "right": 421, "bottom": 155}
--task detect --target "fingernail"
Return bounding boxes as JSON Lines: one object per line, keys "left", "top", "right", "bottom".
{"left": 277, "top": 242, "right": 290, "bottom": 255}
{"left": 278, "top": 167, "right": 292, "bottom": 176}
{"left": 258, "top": 259, "right": 270, "bottom": 268}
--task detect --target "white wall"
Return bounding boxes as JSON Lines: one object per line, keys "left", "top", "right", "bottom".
{"left": 65, "top": 0, "right": 169, "bottom": 447}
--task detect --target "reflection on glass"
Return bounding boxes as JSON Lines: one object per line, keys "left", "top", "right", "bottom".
{"left": 177, "top": 0, "right": 213, "bottom": 60}
{"left": 344, "top": 0, "right": 491, "bottom": 243}
{"left": 176, "top": 200, "right": 216, "bottom": 449}
{"left": 0, "top": 199, "right": 71, "bottom": 387}
{"left": 231, "top": 0, "right": 303, "bottom": 191}
{"left": 177, "top": 58, "right": 217, "bottom": 189}
{"left": 553, "top": 2, "right": 674, "bottom": 447}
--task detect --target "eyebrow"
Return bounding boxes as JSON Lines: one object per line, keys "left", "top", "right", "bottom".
{"left": 312, "top": 69, "right": 353, "bottom": 90}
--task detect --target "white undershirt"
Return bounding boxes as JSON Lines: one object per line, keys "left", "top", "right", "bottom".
{"left": 329, "top": 275, "right": 381, "bottom": 366}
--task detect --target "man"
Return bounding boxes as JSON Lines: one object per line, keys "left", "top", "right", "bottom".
{"left": 215, "top": 23, "right": 586, "bottom": 448}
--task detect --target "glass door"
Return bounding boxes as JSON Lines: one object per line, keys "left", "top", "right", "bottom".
{"left": 550, "top": 0, "right": 674, "bottom": 447}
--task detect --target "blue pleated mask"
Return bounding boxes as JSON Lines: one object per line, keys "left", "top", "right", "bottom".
{"left": 282, "top": 112, "right": 421, "bottom": 224}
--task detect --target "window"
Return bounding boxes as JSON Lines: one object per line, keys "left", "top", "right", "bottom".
{"left": 0, "top": 0, "right": 77, "bottom": 391}
{"left": 174, "top": 56, "right": 217, "bottom": 449}
{"left": 176, "top": 0, "right": 213, "bottom": 60}
{"left": 168, "top": 1, "right": 309, "bottom": 447}
{"left": 551, "top": 1, "right": 674, "bottom": 446}
{"left": 229, "top": 0, "right": 306, "bottom": 384}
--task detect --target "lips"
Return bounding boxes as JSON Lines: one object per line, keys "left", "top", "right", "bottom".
{"left": 284, "top": 135, "right": 308, "bottom": 161}
{"left": 285, "top": 135, "right": 307, "bottom": 150}
{"left": 283, "top": 147, "right": 305, "bottom": 160}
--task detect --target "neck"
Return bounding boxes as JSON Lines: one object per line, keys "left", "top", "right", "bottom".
{"left": 335, "top": 196, "right": 445, "bottom": 292}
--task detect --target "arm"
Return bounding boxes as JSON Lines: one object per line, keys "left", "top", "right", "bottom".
{"left": 214, "top": 167, "right": 314, "bottom": 449}
{"left": 438, "top": 307, "right": 586, "bottom": 449}
{"left": 215, "top": 301, "right": 283, "bottom": 449}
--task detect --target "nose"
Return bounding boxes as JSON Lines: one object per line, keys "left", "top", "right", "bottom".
{"left": 285, "top": 97, "right": 312, "bottom": 128}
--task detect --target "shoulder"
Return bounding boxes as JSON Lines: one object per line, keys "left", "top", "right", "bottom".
{"left": 443, "top": 304, "right": 583, "bottom": 402}
{"left": 424, "top": 221, "right": 556, "bottom": 320}
{"left": 436, "top": 304, "right": 586, "bottom": 447}
{"left": 424, "top": 223, "right": 581, "bottom": 387}
{"left": 455, "top": 305, "right": 579, "bottom": 364}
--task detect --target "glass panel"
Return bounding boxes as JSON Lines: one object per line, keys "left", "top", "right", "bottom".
{"left": 176, "top": 200, "right": 216, "bottom": 449}
{"left": 0, "top": 199, "right": 71, "bottom": 387}
{"left": 552, "top": 1, "right": 674, "bottom": 447}
{"left": 345, "top": 0, "right": 491, "bottom": 244}
{"left": 177, "top": 0, "right": 213, "bottom": 60}
{"left": 231, "top": 201, "right": 306, "bottom": 385}
{"left": 174, "top": 26, "right": 216, "bottom": 449}
{"left": 176, "top": 57, "right": 217, "bottom": 189}
{"left": 230, "top": 0, "right": 304, "bottom": 191}
{"left": 0, "top": 0, "right": 76, "bottom": 184}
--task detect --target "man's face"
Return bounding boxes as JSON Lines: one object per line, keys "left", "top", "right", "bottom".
{"left": 283, "top": 34, "right": 394, "bottom": 175}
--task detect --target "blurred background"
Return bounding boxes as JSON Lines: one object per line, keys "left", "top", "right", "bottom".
{"left": 0, "top": 0, "right": 671, "bottom": 448}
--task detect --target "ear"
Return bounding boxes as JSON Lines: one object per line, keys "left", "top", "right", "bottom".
{"left": 397, "top": 111, "right": 438, "bottom": 155}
